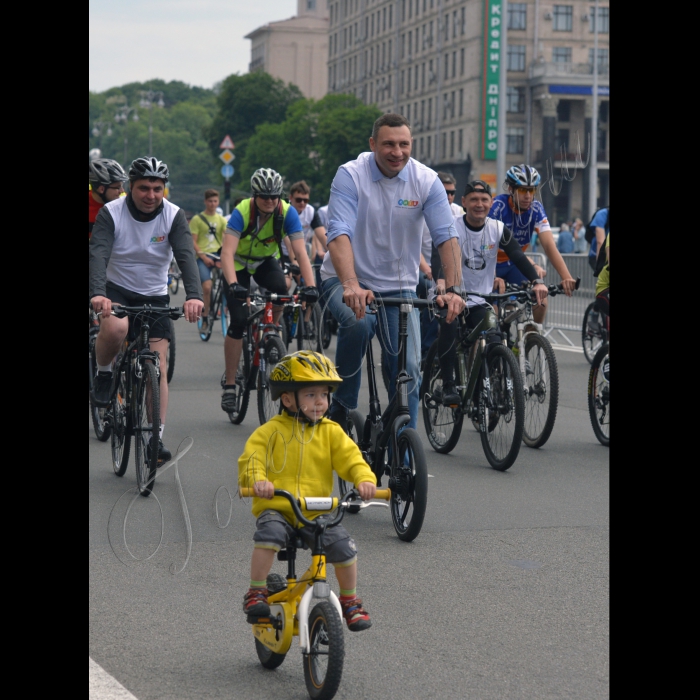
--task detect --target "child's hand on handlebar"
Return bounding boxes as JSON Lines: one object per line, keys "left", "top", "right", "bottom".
{"left": 560, "top": 277, "right": 577, "bottom": 296}
{"left": 357, "top": 481, "right": 376, "bottom": 501}
{"left": 253, "top": 480, "right": 275, "bottom": 499}
{"left": 532, "top": 283, "right": 548, "bottom": 307}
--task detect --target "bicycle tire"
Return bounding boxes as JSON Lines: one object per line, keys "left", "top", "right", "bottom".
{"left": 220, "top": 294, "right": 228, "bottom": 337}
{"left": 303, "top": 600, "right": 345, "bottom": 700}
{"left": 166, "top": 320, "right": 175, "bottom": 384}
{"left": 522, "top": 334, "right": 559, "bottom": 449}
{"left": 223, "top": 335, "right": 252, "bottom": 425}
{"left": 89, "top": 334, "right": 112, "bottom": 442}
{"left": 321, "top": 307, "right": 332, "bottom": 349}
{"left": 134, "top": 362, "right": 160, "bottom": 496}
{"left": 296, "top": 304, "right": 322, "bottom": 353}
{"left": 480, "top": 344, "right": 524, "bottom": 471}
{"left": 110, "top": 371, "right": 130, "bottom": 477}
{"left": 390, "top": 428, "right": 428, "bottom": 542}
{"left": 257, "top": 334, "right": 287, "bottom": 425}
{"left": 588, "top": 344, "right": 610, "bottom": 446}
{"left": 582, "top": 301, "right": 606, "bottom": 365}
{"left": 197, "top": 313, "right": 214, "bottom": 342}
{"left": 420, "top": 341, "right": 464, "bottom": 454}
{"left": 337, "top": 409, "right": 365, "bottom": 514}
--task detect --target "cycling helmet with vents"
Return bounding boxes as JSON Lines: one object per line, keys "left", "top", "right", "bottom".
{"left": 128, "top": 156, "right": 169, "bottom": 183}
{"left": 251, "top": 168, "right": 284, "bottom": 196}
{"left": 89, "top": 159, "right": 128, "bottom": 187}
{"left": 505, "top": 164, "right": 541, "bottom": 188}
{"left": 270, "top": 351, "right": 342, "bottom": 401}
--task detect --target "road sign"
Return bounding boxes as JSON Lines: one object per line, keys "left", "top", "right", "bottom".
{"left": 219, "top": 149, "right": 234, "bottom": 164}
{"left": 219, "top": 135, "right": 235, "bottom": 149}
{"left": 221, "top": 164, "right": 234, "bottom": 178}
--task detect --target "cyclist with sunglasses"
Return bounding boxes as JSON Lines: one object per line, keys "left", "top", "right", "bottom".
{"left": 434, "top": 180, "right": 548, "bottom": 406}
{"left": 220, "top": 168, "right": 317, "bottom": 414}
{"left": 489, "top": 165, "right": 576, "bottom": 326}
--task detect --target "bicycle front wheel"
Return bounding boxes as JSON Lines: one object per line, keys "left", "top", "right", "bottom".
{"left": 522, "top": 334, "right": 559, "bottom": 449}
{"left": 390, "top": 428, "right": 428, "bottom": 542}
{"left": 223, "top": 333, "right": 251, "bottom": 425}
{"left": 321, "top": 306, "right": 332, "bottom": 349}
{"left": 420, "top": 341, "right": 464, "bottom": 454}
{"left": 303, "top": 600, "right": 345, "bottom": 700}
{"left": 220, "top": 294, "right": 229, "bottom": 337}
{"left": 296, "top": 303, "right": 322, "bottom": 353}
{"left": 480, "top": 344, "right": 524, "bottom": 471}
{"left": 133, "top": 362, "right": 160, "bottom": 496}
{"left": 110, "top": 372, "right": 130, "bottom": 477}
{"left": 582, "top": 301, "right": 605, "bottom": 365}
{"left": 257, "top": 335, "right": 287, "bottom": 425}
{"left": 166, "top": 320, "right": 175, "bottom": 384}
{"left": 588, "top": 344, "right": 610, "bottom": 446}
{"left": 89, "top": 334, "right": 112, "bottom": 442}
{"left": 337, "top": 409, "right": 366, "bottom": 514}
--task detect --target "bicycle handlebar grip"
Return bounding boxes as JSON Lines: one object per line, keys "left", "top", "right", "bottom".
{"left": 374, "top": 488, "right": 391, "bottom": 500}
{"left": 239, "top": 487, "right": 254, "bottom": 498}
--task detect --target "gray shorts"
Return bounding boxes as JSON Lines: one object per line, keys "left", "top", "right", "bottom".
{"left": 253, "top": 510, "right": 357, "bottom": 565}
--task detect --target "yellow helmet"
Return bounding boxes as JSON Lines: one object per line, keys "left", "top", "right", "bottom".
{"left": 270, "top": 351, "right": 342, "bottom": 401}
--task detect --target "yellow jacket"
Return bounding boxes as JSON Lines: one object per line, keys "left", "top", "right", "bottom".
{"left": 238, "top": 413, "right": 377, "bottom": 525}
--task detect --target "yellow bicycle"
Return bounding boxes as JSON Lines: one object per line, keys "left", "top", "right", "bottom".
{"left": 239, "top": 487, "right": 389, "bottom": 700}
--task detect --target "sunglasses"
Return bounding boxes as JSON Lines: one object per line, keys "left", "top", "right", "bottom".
{"left": 257, "top": 194, "right": 280, "bottom": 201}
{"left": 515, "top": 187, "right": 536, "bottom": 195}
{"left": 444, "top": 190, "right": 457, "bottom": 196}
{"left": 294, "top": 197, "right": 309, "bottom": 204}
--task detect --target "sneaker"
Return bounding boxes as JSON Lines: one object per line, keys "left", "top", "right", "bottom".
{"left": 221, "top": 386, "right": 238, "bottom": 413}
{"left": 200, "top": 318, "right": 209, "bottom": 333}
{"left": 147, "top": 437, "right": 172, "bottom": 465}
{"left": 243, "top": 587, "right": 270, "bottom": 617}
{"left": 436, "top": 381, "right": 460, "bottom": 407}
{"left": 91, "top": 371, "right": 113, "bottom": 407}
{"left": 339, "top": 596, "right": 372, "bottom": 632}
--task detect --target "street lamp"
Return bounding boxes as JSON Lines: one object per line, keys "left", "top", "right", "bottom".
{"left": 114, "top": 104, "right": 139, "bottom": 164}
{"left": 91, "top": 121, "right": 114, "bottom": 152}
{"left": 138, "top": 90, "right": 165, "bottom": 155}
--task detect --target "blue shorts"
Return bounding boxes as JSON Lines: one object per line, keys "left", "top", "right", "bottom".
{"left": 197, "top": 255, "right": 219, "bottom": 283}
{"left": 495, "top": 260, "right": 529, "bottom": 286}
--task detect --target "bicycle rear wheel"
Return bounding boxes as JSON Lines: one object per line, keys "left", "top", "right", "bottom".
{"left": 480, "top": 344, "right": 524, "bottom": 471}
{"left": 133, "top": 362, "right": 160, "bottom": 496}
{"left": 110, "top": 371, "right": 131, "bottom": 476}
{"left": 390, "top": 428, "right": 428, "bottom": 542}
{"left": 166, "top": 320, "right": 175, "bottom": 384}
{"left": 337, "top": 409, "right": 365, "bottom": 514}
{"left": 420, "top": 341, "right": 464, "bottom": 454}
{"left": 296, "top": 304, "right": 322, "bottom": 353}
{"left": 223, "top": 333, "right": 251, "bottom": 425}
{"left": 303, "top": 600, "right": 345, "bottom": 700}
{"left": 257, "top": 335, "right": 287, "bottom": 425}
{"left": 588, "top": 344, "right": 610, "bottom": 446}
{"left": 582, "top": 301, "right": 606, "bottom": 365}
{"left": 522, "top": 334, "right": 559, "bottom": 449}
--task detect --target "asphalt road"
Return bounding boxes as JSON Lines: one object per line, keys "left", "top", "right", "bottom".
{"left": 89, "top": 312, "right": 609, "bottom": 700}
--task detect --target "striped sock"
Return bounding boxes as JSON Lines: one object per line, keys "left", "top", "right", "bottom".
{"left": 250, "top": 580, "right": 267, "bottom": 588}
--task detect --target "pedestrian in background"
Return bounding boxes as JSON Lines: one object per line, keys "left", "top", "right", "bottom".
{"left": 556, "top": 221, "right": 575, "bottom": 254}
{"left": 572, "top": 217, "right": 586, "bottom": 254}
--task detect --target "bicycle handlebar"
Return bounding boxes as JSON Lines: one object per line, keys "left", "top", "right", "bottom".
{"left": 110, "top": 305, "right": 184, "bottom": 320}
{"left": 503, "top": 276, "right": 581, "bottom": 298}
{"left": 341, "top": 296, "right": 434, "bottom": 310}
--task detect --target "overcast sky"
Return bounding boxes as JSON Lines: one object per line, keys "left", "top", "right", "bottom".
{"left": 89, "top": 0, "right": 303, "bottom": 93}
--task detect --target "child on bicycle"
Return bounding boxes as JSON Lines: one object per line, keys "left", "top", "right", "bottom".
{"left": 238, "top": 350, "right": 377, "bottom": 631}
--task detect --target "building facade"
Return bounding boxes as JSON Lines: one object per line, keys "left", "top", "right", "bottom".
{"left": 246, "top": 0, "right": 330, "bottom": 100}
{"left": 327, "top": 0, "right": 609, "bottom": 225}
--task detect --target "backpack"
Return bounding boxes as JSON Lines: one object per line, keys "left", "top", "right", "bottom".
{"left": 197, "top": 213, "right": 221, "bottom": 244}
{"left": 593, "top": 233, "right": 608, "bottom": 277}
{"left": 241, "top": 198, "right": 285, "bottom": 249}
{"left": 585, "top": 206, "right": 609, "bottom": 244}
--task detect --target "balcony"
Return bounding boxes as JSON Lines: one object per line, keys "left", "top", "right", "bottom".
{"left": 249, "top": 57, "right": 265, "bottom": 72}
{"left": 529, "top": 61, "right": 609, "bottom": 90}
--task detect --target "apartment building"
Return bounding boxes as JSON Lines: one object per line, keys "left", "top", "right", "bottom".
{"left": 246, "top": 0, "right": 330, "bottom": 100}
{"left": 327, "top": 0, "right": 609, "bottom": 224}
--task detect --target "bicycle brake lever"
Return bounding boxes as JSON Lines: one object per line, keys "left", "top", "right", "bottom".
{"left": 343, "top": 500, "right": 389, "bottom": 510}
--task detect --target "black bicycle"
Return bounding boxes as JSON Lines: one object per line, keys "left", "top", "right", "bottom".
{"left": 421, "top": 290, "right": 528, "bottom": 471}
{"left": 582, "top": 301, "right": 608, "bottom": 365}
{"left": 588, "top": 308, "right": 610, "bottom": 447}
{"left": 336, "top": 296, "right": 431, "bottom": 542}
{"left": 197, "top": 254, "right": 228, "bottom": 341}
{"left": 105, "top": 305, "right": 183, "bottom": 496}
{"left": 89, "top": 312, "right": 111, "bottom": 442}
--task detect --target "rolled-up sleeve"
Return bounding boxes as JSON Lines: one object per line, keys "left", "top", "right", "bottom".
{"left": 423, "top": 178, "right": 458, "bottom": 247}
{"left": 326, "top": 167, "right": 359, "bottom": 244}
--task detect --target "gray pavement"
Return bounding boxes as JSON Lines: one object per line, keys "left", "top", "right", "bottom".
{"left": 89, "top": 313, "right": 608, "bottom": 700}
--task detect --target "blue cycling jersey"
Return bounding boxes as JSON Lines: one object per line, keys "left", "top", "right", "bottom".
{"left": 489, "top": 194, "right": 551, "bottom": 263}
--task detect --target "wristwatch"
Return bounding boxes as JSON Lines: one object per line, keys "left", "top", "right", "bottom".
{"left": 532, "top": 279, "right": 545, "bottom": 286}
{"left": 445, "top": 286, "right": 465, "bottom": 295}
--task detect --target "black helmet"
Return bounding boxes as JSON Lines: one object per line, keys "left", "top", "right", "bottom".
{"left": 89, "top": 159, "right": 128, "bottom": 187}
{"left": 128, "top": 156, "right": 169, "bottom": 183}
{"left": 251, "top": 168, "right": 284, "bottom": 196}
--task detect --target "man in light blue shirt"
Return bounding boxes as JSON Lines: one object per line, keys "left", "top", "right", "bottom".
{"left": 319, "top": 113, "right": 465, "bottom": 430}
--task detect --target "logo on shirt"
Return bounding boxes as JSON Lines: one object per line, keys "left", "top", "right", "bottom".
{"left": 397, "top": 199, "right": 420, "bottom": 208}
{"left": 149, "top": 235, "right": 166, "bottom": 244}
{"left": 480, "top": 243, "right": 496, "bottom": 252}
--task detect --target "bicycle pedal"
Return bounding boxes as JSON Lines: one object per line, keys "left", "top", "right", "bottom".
{"left": 247, "top": 615, "right": 271, "bottom": 625}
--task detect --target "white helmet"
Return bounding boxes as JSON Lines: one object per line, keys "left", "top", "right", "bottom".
{"left": 251, "top": 168, "right": 284, "bottom": 196}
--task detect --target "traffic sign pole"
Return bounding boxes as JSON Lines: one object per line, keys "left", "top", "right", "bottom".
{"left": 219, "top": 136, "right": 236, "bottom": 216}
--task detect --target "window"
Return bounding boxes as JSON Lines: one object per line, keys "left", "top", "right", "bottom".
{"left": 407, "top": 66, "right": 411, "bottom": 92}
{"left": 588, "top": 48, "right": 609, "bottom": 71}
{"left": 421, "top": 99, "right": 425, "bottom": 126}
{"left": 402, "top": 0, "right": 406, "bottom": 22}
{"left": 452, "top": 51, "right": 456, "bottom": 78}
{"left": 451, "top": 90, "right": 455, "bottom": 118}
{"left": 414, "top": 66, "right": 418, "bottom": 90}
{"left": 460, "top": 48, "right": 465, "bottom": 75}
{"left": 556, "top": 128, "right": 570, "bottom": 152}
{"left": 506, "top": 86, "right": 525, "bottom": 113}
{"left": 507, "top": 45, "right": 526, "bottom": 71}
{"left": 443, "top": 92, "right": 449, "bottom": 120}
{"left": 442, "top": 133, "right": 447, "bottom": 159}
{"left": 401, "top": 33, "right": 405, "bottom": 59}
{"left": 444, "top": 14, "right": 449, "bottom": 41}
{"left": 444, "top": 53, "right": 449, "bottom": 80}
{"left": 590, "top": 6, "right": 610, "bottom": 33}
{"left": 383, "top": 7, "right": 386, "bottom": 32}
{"left": 408, "top": 32, "right": 412, "bottom": 56}
{"left": 597, "top": 128, "right": 606, "bottom": 156}
{"left": 461, "top": 7, "right": 465, "bottom": 34}
{"left": 389, "top": 5, "right": 392, "bottom": 29}
{"left": 557, "top": 99, "right": 571, "bottom": 121}
{"left": 453, "top": 10, "right": 458, "bottom": 38}
{"left": 406, "top": 103, "right": 411, "bottom": 122}
{"left": 552, "top": 5, "right": 573, "bottom": 31}
{"left": 506, "top": 127, "right": 525, "bottom": 154}
{"left": 552, "top": 47, "right": 572, "bottom": 63}
{"left": 371, "top": 13, "right": 374, "bottom": 36}
{"left": 459, "top": 88, "right": 463, "bottom": 116}
{"left": 508, "top": 3, "right": 527, "bottom": 30}
{"left": 450, "top": 131, "right": 455, "bottom": 158}
{"left": 420, "top": 137, "right": 424, "bottom": 157}
{"left": 458, "top": 129, "right": 463, "bottom": 154}
{"left": 421, "top": 62, "right": 426, "bottom": 89}
{"left": 426, "top": 135, "right": 431, "bottom": 158}
{"left": 599, "top": 101, "right": 609, "bottom": 123}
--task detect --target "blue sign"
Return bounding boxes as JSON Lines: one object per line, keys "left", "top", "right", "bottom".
{"left": 549, "top": 84, "right": 609, "bottom": 96}
{"left": 221, "top": 164, "right": 234, "bottom": 178}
